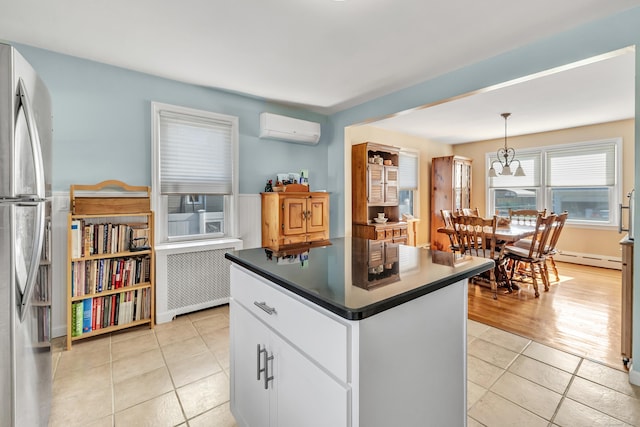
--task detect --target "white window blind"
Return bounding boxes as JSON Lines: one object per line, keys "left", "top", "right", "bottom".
{"left": 399, "top": 151, "right": 418, "bottom": 190}
{"left": 547, "top": 142, "right": 616, "bottom": 187}
{"left": 159, "top": 110, "right": 233, "bottom": 195}
{"left": 488, "top": 152, "right": 541, "bottom": 188}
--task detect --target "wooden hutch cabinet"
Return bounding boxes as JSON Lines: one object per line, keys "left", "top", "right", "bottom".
{"left": 261, "top": 192, "right": 330, "bottom": 250}
{"left": 352, "top": 142, "right": 407, "bottom": 244}
{"left": 431, "top": 155, "right": 472, "bottom": 252}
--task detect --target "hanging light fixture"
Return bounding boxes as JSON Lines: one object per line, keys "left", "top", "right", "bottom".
{"left": 488, "top": 113, "right": 525, "bottom": 177}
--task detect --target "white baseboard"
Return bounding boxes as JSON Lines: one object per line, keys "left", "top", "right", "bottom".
{"left": 554, "top": 250, "right": 622, "bottom": 270}
{"left": 629, "top": 363, "right": 640, "bottom": 386}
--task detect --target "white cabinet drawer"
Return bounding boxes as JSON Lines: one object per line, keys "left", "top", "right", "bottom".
{"left": 231, "top": 265, "right": 349, "bottom": 382}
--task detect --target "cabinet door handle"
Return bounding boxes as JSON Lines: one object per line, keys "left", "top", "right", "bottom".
{"left": 254, "top": 301, "right": 277, "bottom": 315}
{"left": 257, "top": 344, "right": 266, "bottom": 381}
{"left": 306, "top": 210, "right": 312, "bottom": 219}
{"left": 263, "top": 349, "right": 274, "bottom": 390}
{"left": 301, "top": 210, "right": 307, "bottom": 220}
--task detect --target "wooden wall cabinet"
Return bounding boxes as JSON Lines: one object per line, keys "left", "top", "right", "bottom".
{"left": 261, "top": 192, "right": 330, "bottom": 249}
{"left": 430, "top": 155, "right": 472, "bottom": 252}
{"left": 66, "top": 180, "right": 155, "bottom": 349}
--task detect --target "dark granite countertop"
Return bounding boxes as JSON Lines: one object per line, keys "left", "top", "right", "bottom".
{"left": 225, "top": 237, "right": 493, "bottom": 321}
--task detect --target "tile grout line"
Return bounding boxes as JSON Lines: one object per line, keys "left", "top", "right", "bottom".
{"left": 547, "top": 356, "right": 583, "bottom": 425}
{"left": 157, "top": 320, "right": 191, "bottom": 426}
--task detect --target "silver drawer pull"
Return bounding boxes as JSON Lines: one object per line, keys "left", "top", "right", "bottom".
{"left": 254, "top": 301, "right": 277, "bottom": 315}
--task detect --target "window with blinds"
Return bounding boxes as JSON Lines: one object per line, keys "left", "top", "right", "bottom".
{"left": 399, "top": 150, "right": 419, "bottom": 217}
{"left": 486, "top": 138, "right": 621, "bottom": 225}
{"left": 152, "top": 102, "right": 239, "bottom": 241}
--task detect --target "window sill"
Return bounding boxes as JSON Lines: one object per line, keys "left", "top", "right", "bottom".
{"left": 155, "top": 237, "right": 243, "bottom": 253}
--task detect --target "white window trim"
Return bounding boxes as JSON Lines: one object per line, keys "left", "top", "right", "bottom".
{"left": 485, "top": 137, "right": 622, "bottom": 229}
{"left": 151, "top": 102, "right": 239, "bottom": 246}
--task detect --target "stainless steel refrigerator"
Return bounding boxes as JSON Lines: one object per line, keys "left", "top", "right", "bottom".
{"left": 0, "top": 43, "right": 53, "bottom": 427}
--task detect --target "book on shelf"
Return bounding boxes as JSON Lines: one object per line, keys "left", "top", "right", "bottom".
{"left": 70, "top": 220, "right": 82, "bottom": 259}
{"left": 71, "top": 302, "right": 78, "bottom": 337}
{"left": 74, "top": 302, "right": 83, "bottom": 336}
{"left": 82, "top": 298, "right": 92, "bottom": 333}
{"left": 83, "top": 224, "right": 92, "bottom": 257}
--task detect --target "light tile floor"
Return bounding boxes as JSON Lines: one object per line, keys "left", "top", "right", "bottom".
{"left": 50, "top": 306, "right": 640, "bottom": 426}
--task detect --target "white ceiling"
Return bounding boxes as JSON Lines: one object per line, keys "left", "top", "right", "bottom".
{"left": 0, "top": 0, "right": 638, "bottom": 139}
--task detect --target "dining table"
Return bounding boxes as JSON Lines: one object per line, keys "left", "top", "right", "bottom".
{"left": 437, "top": 223, "right": 537, "bottom": 293}
{"left": 437, "top": 223, "right": 536, "bottom": 244}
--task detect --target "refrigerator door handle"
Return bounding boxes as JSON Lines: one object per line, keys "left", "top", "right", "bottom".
{"left": 16, "top": 77, "right": 46, "bottom": 200}
{"left": 15, "top": 200, "right": 45, "bottom": 322}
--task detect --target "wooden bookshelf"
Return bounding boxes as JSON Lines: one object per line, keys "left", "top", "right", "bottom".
{"left": 66, "top": 180, "right": 155, "bottom": 349}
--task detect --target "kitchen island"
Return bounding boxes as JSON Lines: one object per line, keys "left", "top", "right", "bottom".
{"left": 225, "top": 237, "right": 493, "bottom": 427}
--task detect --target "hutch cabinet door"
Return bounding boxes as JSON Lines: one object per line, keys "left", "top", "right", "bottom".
{"left": 384, "top": 165, "right": 399, "bottom": 205}
{"left": 453, "top": 159, "right": 472, "bottom": 211}
{"left": 367, "top": 164, "right": 385, "bottom": 204}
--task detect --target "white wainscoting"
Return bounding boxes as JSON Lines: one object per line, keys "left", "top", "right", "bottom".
{"left": 238, "top": 194, "right": 261, "bottom": 249}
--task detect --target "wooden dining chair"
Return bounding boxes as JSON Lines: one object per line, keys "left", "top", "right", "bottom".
{"left": 461, "top": 207, "right": 480, "bottom": 216}
{"left": 440, "top": 209, "right": 461, "bottom": 252}
{"left": 515, "top": 211, "right": 568, "bottom": 282}
{"left": 451, "top": 215, "right": 504, "bottom": 299}
{"left": 502, "top": 213, "right": 557, "bottom": 297}
{"left": 508, "top": 208, "right": 547, "bottom": 226}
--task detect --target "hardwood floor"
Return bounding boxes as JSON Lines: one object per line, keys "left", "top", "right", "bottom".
{"left": 468, "top": 261, "right": 625, "bottom": 371}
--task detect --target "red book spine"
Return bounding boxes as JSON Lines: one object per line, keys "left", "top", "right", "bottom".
{"left": 110, "top": 294, "right": 116, "bottom": 326}
{"left": 92, "top": 298, "right": 97, "bottom": 331}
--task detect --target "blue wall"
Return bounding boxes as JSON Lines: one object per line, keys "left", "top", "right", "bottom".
{"left": 14, "top": 44, "right": 330, "bottom": 194}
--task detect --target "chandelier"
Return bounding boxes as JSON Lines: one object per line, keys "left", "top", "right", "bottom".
{"left": 488, "top": 113, "right": 525, "bottom": 177}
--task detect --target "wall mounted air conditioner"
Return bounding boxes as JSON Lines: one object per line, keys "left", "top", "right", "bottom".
{"left": 259, "top": 112, "right": 321, "bottom": 145}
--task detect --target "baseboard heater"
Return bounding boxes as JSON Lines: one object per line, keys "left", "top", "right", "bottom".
{"left": 553, "top": 250, "right": 621, "bottom": 270}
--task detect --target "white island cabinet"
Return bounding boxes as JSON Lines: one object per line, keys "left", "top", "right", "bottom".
{"left": 226, "top": 238, "right": 493, "bottom": 427}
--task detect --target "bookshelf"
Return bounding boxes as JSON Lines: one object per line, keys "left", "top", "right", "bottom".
{"left": 66, "top": 180, "right": 155, "bottom": 349}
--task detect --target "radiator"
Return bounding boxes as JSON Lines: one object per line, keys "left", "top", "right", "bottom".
{"left": 167, "top": 248, "right": 231, "bottom": 310}
{"left": 156, "top": 239, "right": 243, "bottom": 323}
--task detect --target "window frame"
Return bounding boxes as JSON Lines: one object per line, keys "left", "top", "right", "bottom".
{"left": 151, "top": 102, "right": 239, "bottom": 244}
{"left": 486, "top": 137, "right": 622, "bottom": 229}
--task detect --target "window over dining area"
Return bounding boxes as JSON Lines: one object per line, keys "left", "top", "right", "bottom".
{"left": 487, "top": 138, "right": 621, "bottom": 227}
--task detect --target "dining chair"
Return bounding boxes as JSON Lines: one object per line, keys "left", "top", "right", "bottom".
{"left": 508, "top": 208, "right": 547, "bottom": 226}
{"left": 440, "top": 209, "right": 461, "bottom": 252}
{"left": 501, "top": 213, "right": 557, "bottom": 297}
{"left": 461, "top": 207, "right": 480, "bottom": 216}
{"left": 514, "top": 211, "right": 568, "bottom": 282}
{"left": 451, "top": 214, "right": 505, "bottom": 299}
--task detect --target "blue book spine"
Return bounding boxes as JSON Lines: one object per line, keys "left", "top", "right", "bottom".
{"left": 82, "top": 298, "right": 92, "bottom": 333}
{"left": 98, "top": 259, "right": 104, "bottom": 292}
